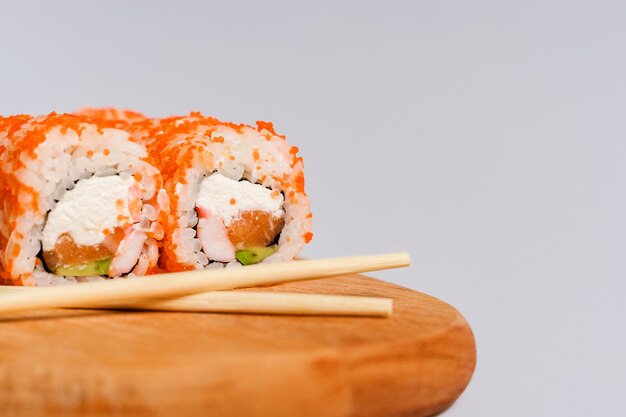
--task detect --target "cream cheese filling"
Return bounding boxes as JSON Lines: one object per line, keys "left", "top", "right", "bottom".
{"left": 195, "top": 173, "right": 284, "bottom": 226}
{"left": 42, "top": 175, "right": 135, "bottom": 251}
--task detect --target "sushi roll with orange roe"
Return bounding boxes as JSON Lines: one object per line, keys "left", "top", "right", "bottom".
{"left": 144, "top": 113, "right": 312, "bottom": 271}
{"left": 0, "top": 113, "right": 165, "bottom": 286}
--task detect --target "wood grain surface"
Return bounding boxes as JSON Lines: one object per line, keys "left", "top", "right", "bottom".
{"left": 0, "top": 274, "right": 476, "bottom": 417}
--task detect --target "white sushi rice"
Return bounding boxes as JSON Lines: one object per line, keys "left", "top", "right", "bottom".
{"left": 1, "top": 116, "right": 163, "bottom": 286}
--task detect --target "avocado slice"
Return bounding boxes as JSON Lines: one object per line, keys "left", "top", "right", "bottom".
{"left": 236, "top": 246, "right": 278, "bottom": 265}
{"left": 55, "top": 258, "right": 112, "bottom": 277}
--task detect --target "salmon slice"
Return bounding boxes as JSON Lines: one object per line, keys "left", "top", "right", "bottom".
{"left": 226, "top": 210, "right": 285, "bottom": 249}
{"left": 42, "top": 228, "right": 125, "bottom": 271}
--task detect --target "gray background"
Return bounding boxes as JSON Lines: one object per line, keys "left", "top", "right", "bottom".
{"left": 1, "top": 1, "right": 624, "bottom": 415}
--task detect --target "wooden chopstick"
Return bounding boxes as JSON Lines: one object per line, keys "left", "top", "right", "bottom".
{"left": 0, "top": 286, "right": 392, "bottom": 317}
{"left": 0, "top": 253, "right": 409, "bottom": 315}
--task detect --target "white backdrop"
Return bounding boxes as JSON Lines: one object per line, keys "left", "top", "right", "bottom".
{"left": 1, "top": 1, "right": 624, "bottom": 415}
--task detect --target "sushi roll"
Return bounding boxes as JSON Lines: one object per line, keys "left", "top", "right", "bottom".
{"left": 0, "top": 113, "right": 165, "bottom": 286}
{"left": 145, "top": 114, "right": 312, "bottom": 271}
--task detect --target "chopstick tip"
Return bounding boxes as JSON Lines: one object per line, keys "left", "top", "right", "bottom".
{"left": 396, "top": 252, "right": 411, "bottom": 267}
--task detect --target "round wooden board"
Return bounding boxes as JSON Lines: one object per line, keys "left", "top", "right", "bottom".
{"left": 0, "top": 274, "right": 475, "bottom": 417}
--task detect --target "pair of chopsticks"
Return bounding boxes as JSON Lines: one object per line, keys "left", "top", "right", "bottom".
{"left": 0, "top": 253, "right": 410, "bottom": 318}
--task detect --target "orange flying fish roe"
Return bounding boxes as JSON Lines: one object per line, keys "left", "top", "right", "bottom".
{"left": 230, "top": 198, "right": 237, "bottom": 205}
{"left": 304, "top": 232, "right": 314, "bottom": 243}
{"left": 103, "top": 148, "right": 110, "bottom": 156}
{"left": 252, "top": 149, "right": 260, "bottom": 161}
{"left": 75, "top": 108, "right": 149, "bottom": 132}
{"left": 291, "top": 156, "right": 303, "bottom": 168}
{"left": 256, "top": 121, "right": 286, "bottom": 139}
{"left": 295, "top": 172, "right": 305, "bottom": 193}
